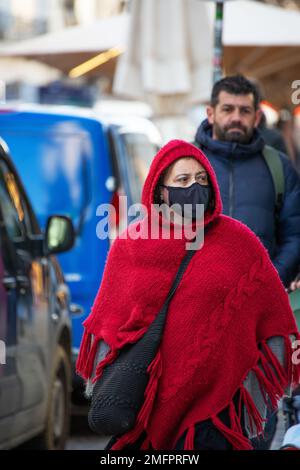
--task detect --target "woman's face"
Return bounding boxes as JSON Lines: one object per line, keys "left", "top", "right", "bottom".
{"left": 160, "top": 157, "right": 209, "bottom": 205}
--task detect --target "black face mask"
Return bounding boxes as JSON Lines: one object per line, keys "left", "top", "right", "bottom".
{"left": 161, "top": 182, "right": 212, "bottom": 220}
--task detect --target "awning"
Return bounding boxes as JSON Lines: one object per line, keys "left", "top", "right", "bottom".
{"left": 0, "top": 14, "right": 129, "bottom": 75}
{"left": 222, "top": 1, "right": 300, "bottom": 107}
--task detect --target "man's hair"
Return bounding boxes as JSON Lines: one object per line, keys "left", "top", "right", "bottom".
{"left": 210, "top": 75, "right": 261, "bottom": 110}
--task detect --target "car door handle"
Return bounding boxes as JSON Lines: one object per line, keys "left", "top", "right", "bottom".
{"left": 3, "top": 276, "right": 17, "bottom": 291}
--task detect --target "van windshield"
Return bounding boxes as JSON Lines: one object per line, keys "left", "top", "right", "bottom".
{"left": 120, "top": 132, "right": 159, "bottom": 202}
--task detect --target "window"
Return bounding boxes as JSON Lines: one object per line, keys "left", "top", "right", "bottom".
{"left": 0, "top": 161, "right": 27, "bottom": 242}
{"left": 0, "top": 159, "right": 40, "bottom": 237}
{"left": 120, "top": 133, "right": 159, "bottom": 202}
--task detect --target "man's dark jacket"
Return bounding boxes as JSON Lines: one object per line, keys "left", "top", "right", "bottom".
{"left": 195, "top": 119, "right": 300, "bottom": 287}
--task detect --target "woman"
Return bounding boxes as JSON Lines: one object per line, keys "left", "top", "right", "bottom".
{"left": 76, "top": 140, "right": 300, "bottom": 450}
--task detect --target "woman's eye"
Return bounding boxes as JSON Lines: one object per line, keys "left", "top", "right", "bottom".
{"left": 198, "top": 176, "right": 208, "bottom": 184}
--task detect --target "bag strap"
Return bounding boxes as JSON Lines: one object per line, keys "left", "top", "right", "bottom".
{"left": 262, "top": 145, "right": 285, "bottom": 215}
{"left": 145, "top": 248, "right": 197, "bottom": 339}
{"left": 164, "top": 249, "right": 196, "bottom": 306}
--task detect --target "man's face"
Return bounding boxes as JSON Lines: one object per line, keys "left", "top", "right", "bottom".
{"left": 206, "top": 91, "right": 262, "bottom": 144}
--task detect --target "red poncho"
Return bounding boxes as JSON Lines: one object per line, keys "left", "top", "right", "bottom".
{"left": 77, "top": 140, "right": 300, "bottom": 450}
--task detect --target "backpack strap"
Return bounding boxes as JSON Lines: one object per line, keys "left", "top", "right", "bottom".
{"left": 262, "top": 145, "right": 285, "bottom": 215}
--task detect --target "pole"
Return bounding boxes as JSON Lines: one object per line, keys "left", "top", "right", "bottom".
{"left": 213, "top": 1, "right": 224, "bottom": 84}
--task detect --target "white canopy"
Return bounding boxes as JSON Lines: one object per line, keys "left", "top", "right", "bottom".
{"left": 0, "top": 15, "right": 129, "bottom": 76}
{"left": 223, "top": 0, "right": 300, "bottom": 46}
{"left": 0, "top": 14, "right": 128, "bottom": 56}
{"left": 1, "top": 2, "right": 299, "bottom": 56}
{"left": 222, "top": 1, "right": 300, "bottom": 106}
{"left": 0, "top": 57, "right": 61, "bottom": 85}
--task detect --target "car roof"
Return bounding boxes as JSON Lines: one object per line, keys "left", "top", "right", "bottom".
{"left": 0, "top": 103, "right": 162, "bottom": 144}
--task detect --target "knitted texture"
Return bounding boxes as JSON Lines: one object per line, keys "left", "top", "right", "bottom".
{"left": 76, "top": 140, "right": 300, "bottom": 450}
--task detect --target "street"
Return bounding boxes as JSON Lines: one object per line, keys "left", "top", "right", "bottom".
{"left": 66, "top": 415, "right": 110, "bottom": 450}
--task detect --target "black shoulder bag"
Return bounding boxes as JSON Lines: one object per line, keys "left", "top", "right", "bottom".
{"left": 88, "top": 249, "right": 196, "bottom": 436}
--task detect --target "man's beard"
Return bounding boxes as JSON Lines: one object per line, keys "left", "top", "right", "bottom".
{"left": 213, "top": 121, "right": 254, "bottom": 144}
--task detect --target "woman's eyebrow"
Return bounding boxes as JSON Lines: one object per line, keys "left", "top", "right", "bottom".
{"left": 175, "top": 170, "right": 207, "bottom": 177}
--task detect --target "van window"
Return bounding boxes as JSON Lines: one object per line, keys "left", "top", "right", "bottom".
{"left": 120, "top": 133, "right": 159, "bottom": 202}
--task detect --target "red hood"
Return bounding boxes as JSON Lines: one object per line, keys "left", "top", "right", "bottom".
{"left": 141, "top": 139, "right": 223, "bottom": 227}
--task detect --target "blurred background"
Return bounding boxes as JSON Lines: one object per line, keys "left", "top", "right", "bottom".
{"left": 0, "top": 0, "right": 300, "bottom": 150}
{"left": 1, "top": 0, "right": 300, "bottom": 451}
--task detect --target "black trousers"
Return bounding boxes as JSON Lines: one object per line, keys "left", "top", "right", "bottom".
{"left": 105, "top": 415, "right": 233, "bottom": 451}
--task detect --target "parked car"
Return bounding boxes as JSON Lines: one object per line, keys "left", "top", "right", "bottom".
{"left": 0, "top": 138, "right": 75, "bottom": 449}
{"left": 0, "top": 105, "right": 161, "bottom": 404}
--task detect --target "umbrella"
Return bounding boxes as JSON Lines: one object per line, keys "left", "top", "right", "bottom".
{"left": 113, "top": 0, "right": 214, "bottom": 115}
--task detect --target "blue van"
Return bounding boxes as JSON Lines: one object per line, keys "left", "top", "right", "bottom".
{"left": 0, "top": 105, "right": 161, "bottom": 402}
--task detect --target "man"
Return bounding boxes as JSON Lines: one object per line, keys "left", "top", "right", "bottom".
{"left": 194, "top": 75, "right": 300, "bottom": 450}
{"left": 194, "top": 75, "right": 300, "bottom": 290}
